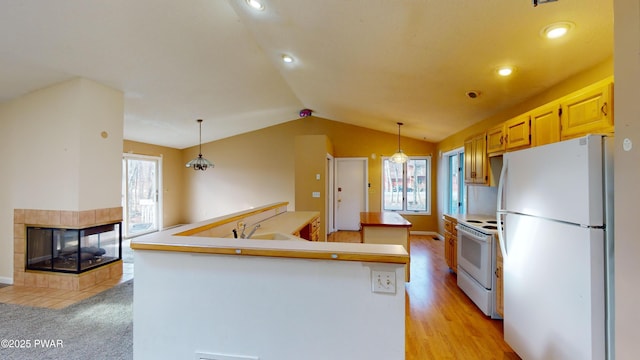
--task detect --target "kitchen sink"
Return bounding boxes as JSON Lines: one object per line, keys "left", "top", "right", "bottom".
{"left": 250, "top": 232, "right": 299, "bottom": 240}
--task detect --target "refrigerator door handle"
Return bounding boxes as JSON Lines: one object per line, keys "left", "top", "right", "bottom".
{"left": 497, "top": 158, "right": 508, "bottom": 259}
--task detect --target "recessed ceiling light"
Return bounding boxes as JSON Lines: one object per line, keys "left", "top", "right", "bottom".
{"left": 246, "top": 0, "right": 264, "bottom": 11}
{"left": 542, "top": 22, "right": 574, "bottom": 39}
{"left": 282, "top": 54, "right": 294, "bottom": 63}
{"left": 497, "top": 66, "right": 514, "bottom": 77}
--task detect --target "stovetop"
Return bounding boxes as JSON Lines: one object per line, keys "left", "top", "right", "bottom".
{"left": 457, "top": 216, "right": 501, "bottom": 234}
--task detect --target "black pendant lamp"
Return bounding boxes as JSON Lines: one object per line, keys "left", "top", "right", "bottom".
{"left": 185, "top": 119, "right": 214, "bottom": 171}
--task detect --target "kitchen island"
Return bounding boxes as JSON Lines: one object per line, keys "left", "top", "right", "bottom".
{"left": 131, "top": 203, "right": 408, "bottom": 360}
{"left": 360, "top": 211, "right": 412, "bottom": 281}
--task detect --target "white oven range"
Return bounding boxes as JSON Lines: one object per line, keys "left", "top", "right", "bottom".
{"left": 456, "top": 218, "right": 501, "bottom": 319}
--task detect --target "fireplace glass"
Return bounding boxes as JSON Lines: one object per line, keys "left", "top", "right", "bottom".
{"left": 26, "top": 223, "right": 122, "bottom": 273}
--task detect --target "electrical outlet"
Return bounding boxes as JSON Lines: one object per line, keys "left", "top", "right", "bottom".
{"left": 371, "top": 270, "right": 396, "bottom": 294}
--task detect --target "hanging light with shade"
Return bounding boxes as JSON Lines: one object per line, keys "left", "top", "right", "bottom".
{"left": 185, "top": 119, "right": 214, "bottom": 171}
{"left": 390, "top": 122, "right": 409, "bottom": 164}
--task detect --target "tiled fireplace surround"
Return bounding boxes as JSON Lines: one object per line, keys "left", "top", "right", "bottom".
{"left": 13, "top": 207, "right": 123, "bottom": 290}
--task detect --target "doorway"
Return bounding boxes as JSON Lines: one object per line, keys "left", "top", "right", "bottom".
{"left": 335, "top": 157, "right": 368, "bottom": 231}
{"left": 122, "top": 154, "right": 162, "bottom": 238}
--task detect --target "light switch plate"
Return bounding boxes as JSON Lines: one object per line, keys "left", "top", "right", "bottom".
{"left": 312, "top": 191, "right": 320, "bottom": 198}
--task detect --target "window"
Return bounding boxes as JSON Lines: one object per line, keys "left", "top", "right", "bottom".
{"left": 382, "top": 157, "right": 430, "bottom": 214}
{"left": 122, "top": 154, "right": 162, "bottom": 238}
{"left": 445, "top": 149, "right": 466, "bottom": 214}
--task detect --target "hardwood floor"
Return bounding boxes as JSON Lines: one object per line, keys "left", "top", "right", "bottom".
{"left": 328, "top": 231, "right": 519, "bottom": 360}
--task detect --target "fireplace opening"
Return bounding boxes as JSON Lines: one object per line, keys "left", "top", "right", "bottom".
{"left": 26, "top": 222, "right": 122, "bottom": 274}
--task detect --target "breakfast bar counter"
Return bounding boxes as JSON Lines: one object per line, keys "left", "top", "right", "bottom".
{"left": 131, "top": 203, "right": 408, "bottom": 359}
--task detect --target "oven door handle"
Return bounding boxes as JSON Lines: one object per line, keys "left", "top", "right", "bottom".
{"left": 456, "top": 226, "right": 491, "bottom": 243}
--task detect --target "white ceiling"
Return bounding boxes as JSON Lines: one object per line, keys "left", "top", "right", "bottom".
{"left": 0, "top": 0, "right": 613, "bottom": 149}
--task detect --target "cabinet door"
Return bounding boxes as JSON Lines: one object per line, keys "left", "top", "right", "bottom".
{"left": 452, "top": 233, "right": 457, "bottom": 272}
{"left": 486, "top": 124, "right": 505, "bottom": 156}
{"left": 496, "top": 248, "right": 504, "bottom": 317}
{"left": 560, "top": 82, "right": 613, "bottom": 139}
{"left": 463, "top": 138, "right": 474, "bottom": 183}
{"left": 464, "top": 134, "right": 488, "bottom": 184}
{"left": 531, "top": 104, "right": 561, "bottom": 147}
{"left": 444, "top": 232, "right": 453, "bottom": 269}
{"left": 472, "top": 134, "right": 487, "bottom": 184}
{"left": 505, "top": 115, "right": 531, "bottom": 150}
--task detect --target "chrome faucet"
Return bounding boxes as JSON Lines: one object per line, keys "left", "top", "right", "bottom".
{"left": 245, "top": 224, "right": 261, "bottom": 239}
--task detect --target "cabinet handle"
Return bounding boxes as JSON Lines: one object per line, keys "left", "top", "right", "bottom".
{"left": 495, "top": 269, "right": 499, "bottom": 278}
{"left": 505, "top": 134, "right": 508, "bottom": 144}
{"left": 601, "top": 102, "right": 608, "bottom": 116}
{"left": 500, "top": 135, "right": 504, "bottom": 145}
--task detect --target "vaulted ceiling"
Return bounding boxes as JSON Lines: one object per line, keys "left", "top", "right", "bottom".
{"left": 0, "top": 0, "right": 613, "bottom": 149}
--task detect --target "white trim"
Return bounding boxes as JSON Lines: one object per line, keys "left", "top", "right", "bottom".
{"left": 381, "top": 155, "right": 431, "bottom": 215}
{"left": 442, "top": 147, "right": 465, "bottom": 215}
{"left": 326, "top": 153, "right": 335, "bottom": 238}
{"left": 122, "top": 153, "right": 163, "bottom": 238}
{"left": 0, "top": 276, "right": 14, "bottom": 285}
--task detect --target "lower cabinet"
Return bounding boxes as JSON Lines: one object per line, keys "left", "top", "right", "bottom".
{"left": 496, "top": 245, "right": 504, "bottom": 318}
{"left": 299, "top": 216, "right": 320, "bottom": 241}
{"left": 443, "top": 215, "right": 458, "bottom": 273}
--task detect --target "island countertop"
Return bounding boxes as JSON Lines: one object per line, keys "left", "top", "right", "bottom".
{"left": 360, "top": 211, "right": 412, "bottom": 228}
{"left": 131, "top": 203, "right": 409, "bottom": 265}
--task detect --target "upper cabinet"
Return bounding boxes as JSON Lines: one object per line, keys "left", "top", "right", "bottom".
{"left": 531, "top": 103, "right": 561, "bottom": 147}
{"left": 486, "top": 124, "right": 505, "bottom": 156}
{"left": 560, "top": 81, "right": 614, "bottom": 139}
{"left": 464, "top": 133, "right": 487, "bottom": 185}
{"left": 487, "top": 114, "right": 531, "bottom": 157}
{"left": 504, "top": 114, "right": 531, "bottom": 150}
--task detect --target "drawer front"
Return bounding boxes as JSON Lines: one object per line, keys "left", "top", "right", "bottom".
{"left": 444, "top": 220, "right": 453, "bottom": 233}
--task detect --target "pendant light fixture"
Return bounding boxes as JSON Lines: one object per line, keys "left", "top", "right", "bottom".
{"left": 186, "top": 119, "right": 214, "bottom": 171}
{"left": 390, "top": 122, "right": 409, "bottom": 164}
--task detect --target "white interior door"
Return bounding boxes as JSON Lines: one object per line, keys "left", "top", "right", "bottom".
{"left": 335, "top": 158, "right": 368, "bottom": 231}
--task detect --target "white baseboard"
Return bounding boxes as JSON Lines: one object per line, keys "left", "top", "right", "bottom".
{"left": 409, "top": 230, "right": 444, "bottom": 240}
{"left": 0, "top": 276, "right": 13, "bottom": 285}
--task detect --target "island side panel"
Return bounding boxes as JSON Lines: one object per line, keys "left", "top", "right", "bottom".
{"left": 361, "top": 226, "right": 410, "bottom": 282}
{"left": 133, "top": 250, "right": 405, "bottom": 360}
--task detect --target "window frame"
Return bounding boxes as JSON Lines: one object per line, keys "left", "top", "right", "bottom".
{"left": 381, "top": 156, "right": 431, "bottom": 215}
{"left": 443, "top": 147, "right": 466, "bottom": 215}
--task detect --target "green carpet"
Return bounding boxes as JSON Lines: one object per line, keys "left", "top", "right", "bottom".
{"left": 0, "top": 280, "right": 133, "bottom": 359}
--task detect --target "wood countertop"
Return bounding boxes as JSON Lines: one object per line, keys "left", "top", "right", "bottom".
{"left": 360, "top": 212, "right": 412, "bottom": 228}
{"left": 131, "top": 204, "right": 409, "bottom": 265}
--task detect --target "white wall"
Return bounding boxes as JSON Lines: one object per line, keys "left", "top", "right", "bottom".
{"left": 613, "top": 0, "right": 640, "bottom": 358}
{"left": 0, "top": 78, "right": 123, "bottom": 282}
{"left": 133, "top": 250, "right": 405, "bottom": 360}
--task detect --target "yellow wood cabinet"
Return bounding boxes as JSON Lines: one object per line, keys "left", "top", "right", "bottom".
{"left": 560, "top": 81, "right": 614, "bottom": 139}
{"left": 464, "top": 133, "right": 487, "bottom": 185}
{"left": 531, "top": 103, "right": 561, "bottom": 147}
{"left": 443, "top": 215, "right": 457, "bottom": 273}
{"left": 470, "top": 78, "right": 614, "bottom": 157}
{"left": 486, "top": 124, "right": 506, "bottom": 156}
{"left": 299, "top": 215, "right": 320, "bottom": 241}
{"left": 496, "top": 244, "right": 504, "bottom": 317}
{"left": 504, "top": 114, "right": 531, "bottom": 150}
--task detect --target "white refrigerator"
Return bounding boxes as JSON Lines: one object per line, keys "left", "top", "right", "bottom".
{"left": 497, "top": 134, "right": 614, "bottom": 360}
